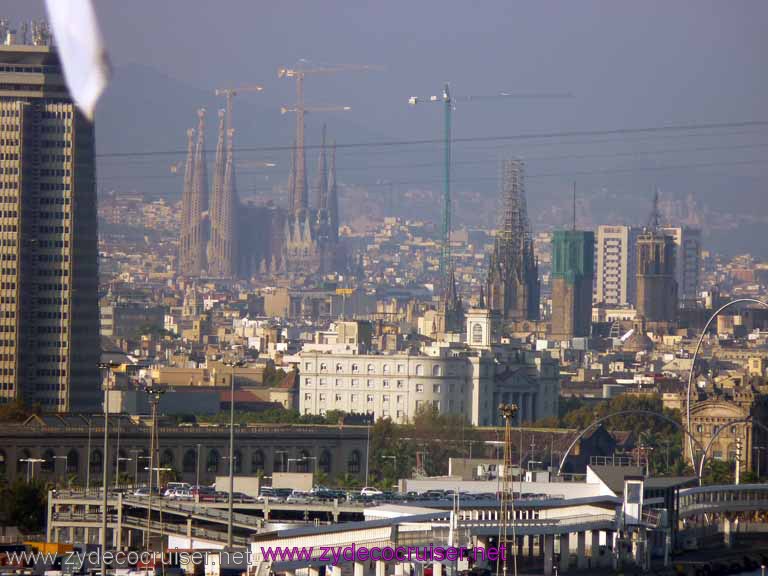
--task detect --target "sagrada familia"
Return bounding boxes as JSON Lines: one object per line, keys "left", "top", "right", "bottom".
{"left": 178, "top": 107, "right": 342, "bottom": 280}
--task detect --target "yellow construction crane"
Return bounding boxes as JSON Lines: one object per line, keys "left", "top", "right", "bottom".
{"left": 215, "top": 84, "right": 264, "bottom": 130}
{"left": 278, "top": 62, "right": 380, "bottom": 213}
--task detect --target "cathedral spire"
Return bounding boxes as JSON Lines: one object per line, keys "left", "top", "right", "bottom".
{"left": 327, "top": 138, "right": 339, "bottom": 242}
{"left": 313, "top": 124, "right": 328, "bottom": 212}
{"left": 179, "top": 127, "right": 196, "bottom": 275}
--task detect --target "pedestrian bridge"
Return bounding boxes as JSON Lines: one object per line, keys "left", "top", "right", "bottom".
{"left": 678, "top": 483, "right": 768, "bottom": 518}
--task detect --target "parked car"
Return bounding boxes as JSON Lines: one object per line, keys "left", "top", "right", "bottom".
{"left": 286, "top": 490, "right": 311, "bottom": 504}
{"left": 191, "top": 486, "right": 216, "bottom": 502}
{"left": 169, "top": 488, "right": 194, "bottom": 501}
{"left": 163, "top": 482, "right": 191, "bottom": 497}
{"left": 360, "top": 487, "right": 383, "bottom": 496}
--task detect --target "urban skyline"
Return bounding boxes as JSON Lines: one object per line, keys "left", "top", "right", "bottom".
{"left": 1, "top": 4, "right": 768, "bottom": 575}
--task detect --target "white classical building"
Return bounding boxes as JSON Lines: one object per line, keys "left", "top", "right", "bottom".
{"left": 297, "top": 309, "right": 559, "bottom": 426}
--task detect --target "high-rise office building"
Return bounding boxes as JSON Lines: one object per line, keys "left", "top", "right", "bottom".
{"left": 551, "top": 230, "right": 595, "bottom": 339}
{"left": 595, "top": 225, "right": 639, "bottom": 306}
{"left": 660, "top": 226, "right": 701, "bottom": 304}
{"left": 0, "top": 29, "right": 101, "bottom": 411}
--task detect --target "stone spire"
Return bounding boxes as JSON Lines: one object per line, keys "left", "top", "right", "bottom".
{"left": 179, "top": 127, "right": 195, "bottom": 275}
{"left": 327, "top": 138, "right": 339, "bottom": 242}
{"left": 312, "top": 124, "right": 328, "bottom": 212}
{"left": 186, "top": 109, "right": 209, "bottom": 276}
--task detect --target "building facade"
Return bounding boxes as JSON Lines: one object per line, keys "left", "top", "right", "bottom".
{"left": 0, "top": 416, "right": 368, "bottom": 485}
{"left": 550, "top": 230, "right": 595, "bottom": 339}
{"left": 635, "top": 229, "right": 677, "bottom": 327}
{"left": 298, "top": 335, "right": 559, "bottom": 427}
{"left": 595, "top": 225, "right": 639, "bottom": 306}
{"left": 660, "top": 226, "right": 701, "bottom": 304}
{"left": 0, "top": 34, "right": 100, "bottom": 411}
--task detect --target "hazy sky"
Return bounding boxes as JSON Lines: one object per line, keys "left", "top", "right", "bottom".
{"left": 10, "top": 1, "right": 766, "bottom": 134}
{"left": 7, "top": 1, "right": 768, "bottom": 232}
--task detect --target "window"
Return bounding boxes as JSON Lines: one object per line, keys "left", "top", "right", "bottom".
{"left": 367, "top": 363, "right": 375, "bottom": 374}
{"left": 336, "top": 363, "right": 343, "bottom": 373}
{"left": 367, "top": 394, "right": 374, "bottom": 403}
{"left": 351, "top": 379, "right": 359, "bottom": 387}
{"left": 351, "top": 394, "right": 358, "bottom": 402}
{"left": 207, "top": 450, "right": 220, "bottom": 473}
{"left": 320, "top": 362, "right": 328, "bottom": 372}
{"left": 319, "top": 393, "right": 327, "bottom": 401}
{"left": 305, "top": 378, "right": 312, "bottom": 386}
{"left": 397, "top": 380, "right": 404, "bottom": 389}
{"left": 352, "top": 364, "right": 359, "bottom": 374}
{"left": 432, "top": 365, "right": 441, "bottom": 377}
{"left": 383, "top": 380, "right": 390, "bottom": 388}
{"left": 383, "top": 395, "right": 390, "bottom": 404}
{"left": 252, "top": 450, "right": 265, "bottom": 474}
{"left": 434, "top": 400, "right": 441, "bottom": 412}
{"left": 397, "top": 364, "right": 404, "bottom": 374}
{"left": 367, "top": 380, "right": 375, "bottom": 388}
{"left": 472, "top": 323, "right": 483, "bottom": 344}
{"left": 319, "top": 378, "right": 327, "bottom": 386}
{"left": 304, "top": 393, "right": 312, "bottom": 400}
{"left": 183, "top": 449, "right": 197, "bottom": 474}
{"left": 383, "top": 364, "right": 390, "bottom": 374}
{"left": 433, "top": 384, "right": 441, "bottom": 394}
{"left": 416, "top": 384, "right": 424, "bottom": 393}
{"left": 348, "top": 450, "right": 361, "bottom": 474}
{"left": 335, "top": 394, "right": 343, "bottom": 402}
{"left": 397, "top": 395, "right": 403, "bottom": 404}
{"left": 305, "top": 362, "right": 311, "bottom": 371}
{"left": 416, "top": 364, "right": 424, "bottom": 376}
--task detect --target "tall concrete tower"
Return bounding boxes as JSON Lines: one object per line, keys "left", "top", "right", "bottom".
{"left": 0, "top": 34, "right": 101, "bottom": 411}
{"left": 551, "top": 230, "right": 595, "bottom": 339}
{"left": 486, "top": 160, "right": 540, "bottom": 324}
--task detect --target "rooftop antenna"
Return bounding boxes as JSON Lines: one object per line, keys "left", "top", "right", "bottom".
{"left": 572, "top": 180, "right": 577, "bottom": 230}
{"left": 648, "top": 187, "right": 661, "bottom": 230}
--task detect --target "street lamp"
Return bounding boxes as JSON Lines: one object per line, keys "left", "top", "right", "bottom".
{"left": 144, "top": 383, "right": 166, "bottom": 550}
{"left": 754, "top": 446, "right": 765, "bottom": 479}
{"left": 287, "top": 458, "right": 302, "bottom": 472}
{"left": 52, "top": 455, "right": 68, "bottom": 471}
{"left": 381, "top": 455, "right": 397, "bottom": 477}
{"left": 196, "top": 444, "right": 203, "bottom": 488}
{"left": 223, "top": 359, "right": 245, "bottom": 549}
{"left": 19, "top": 458, "right": 45, "bottom": 482}
{"left": 274, "top": 450, "right": 288, "bottom": 472}
{"left": 116, "top": 458, "right": 132, "bottom": 487}
{"left": 302, "top": 456, "right": 318, "bottom": 475}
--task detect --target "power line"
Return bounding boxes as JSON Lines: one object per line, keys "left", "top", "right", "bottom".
{"left": 97, "top": 157, "right": 768, "bottom": 192}
{"left": 94, "top": 119, "right": 768, "bottom": 159}
{"left": 95, "top": 139, "right": 768, "bottom": 181}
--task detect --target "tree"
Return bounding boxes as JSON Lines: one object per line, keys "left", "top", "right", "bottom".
{"left": 0, "top": 480, "right": 47, "bottom": 533}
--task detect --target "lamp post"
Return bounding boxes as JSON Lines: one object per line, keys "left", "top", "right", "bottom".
{"left": 754, "top": 446, "right": 765, "bottom": 479}
{"left": 381, "top": 455, "right": 397, "bottom": 478}
{"left": 274, "top": 450, "right": 287, "bottom": 473}
{"left": 287, "top": 458, "right": 302, "bottom": 472}
{"left": 52, "top": 455, "right": 68, "bottom": 476}
{"left": 302, "top": 456, "right": 318, "bottom": 475}
{"left": 144, "top": 383, "right": 165, "bottom": 549}
{"left": 223, "top": 359, "right": 245, "bottom": 550}
{"left": 114, "top": 413, "right": 123, "bottom": 488}
{"left": 116, "top": 458, "right": 132, "bottom": 487}
{"left": 19, "top": 458, "right": 45, "bottom": 482}
{"left": 86, "top": 417, "right": 93, "bottom": 493}
{"left": 196, "top": 444, "right": 202, "bottom": 488}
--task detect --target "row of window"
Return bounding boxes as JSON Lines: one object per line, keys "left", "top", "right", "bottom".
{"left": 309, "top": 361, "right": 447, "bottom": 377}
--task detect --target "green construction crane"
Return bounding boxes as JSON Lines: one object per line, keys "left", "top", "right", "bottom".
{"left": 408, "top": 86, "right": 571, "bottom": 293}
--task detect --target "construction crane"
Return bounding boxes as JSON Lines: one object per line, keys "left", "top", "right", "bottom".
{"left": 408, "top": 85, "right": 572, "bottom": 288}
{"left": 215, "top": 84, "right": 264, "bottom": 133}
{"left": 278, "top": 62, "right": 380, "bottom": 214}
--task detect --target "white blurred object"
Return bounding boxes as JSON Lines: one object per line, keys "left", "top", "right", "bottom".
{"left": 45, "top": 0, "right": 111, "bottom": 120}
